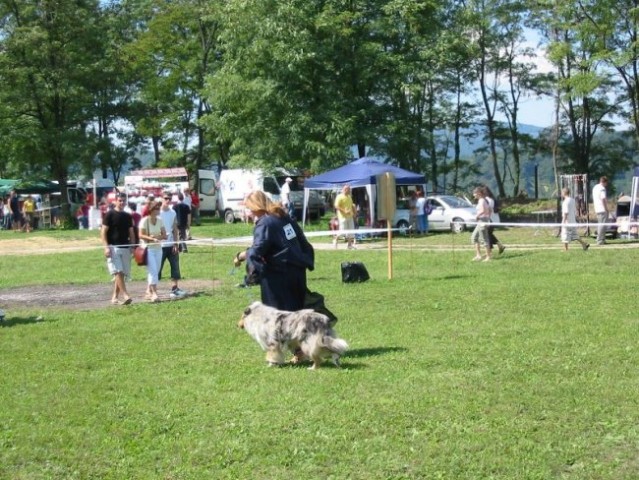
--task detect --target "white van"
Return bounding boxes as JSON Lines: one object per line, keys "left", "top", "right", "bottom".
{"left": 217, "top": 169, "right": 326, "bottom": 223}
{"left": 217, "top": 169, "right": 281, "bottom": 223}
{"left": 197, "top": 169, "right": 219, "bottom": 214}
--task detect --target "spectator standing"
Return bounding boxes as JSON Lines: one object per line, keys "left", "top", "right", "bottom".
{"left": 470, "top": 187, "right": 492, "bottom": 262}
{"left": 0, "top": 197, "right": 8, "bottom": 230}
{"left": 333, "top": 184, "right": 356, "bottom": 249}
{"left": 415, "top": 191, "right": 427, "bottom": 235}
{"left": 129, "top": 202, "right": 142, "bottom": 246}
{"left": 281, "top": 177, "right": 295, "bottom": 218}
{"left": 160, "top": 193, "right": 187, "bottom": 299}
{"left": 141, "top": 193, "right": 155, "bottom": 217}
{"left": 190, "top": 189, "right": 201, "bottom": 226}
{"left": 233, "top": 190, "right": 314, "bottom": 311}
{"left": 482, "top": 186, "right": 505, "bottom": 254}
{"left": 100, "top": 193, "right": 134, "bottom": 305}
{"left": 407, "top": 191, "right": 418, "bottom": 233}
{"left": 173, "top": 193, "right": 191, "bottom": 253}
{"left": 22, "top": 195, "right": 36, "bottom": 232}
{"left": 592, "top": 176, "right": 609, "bottom": 245}
{"left": 561, "top": 187, "right": 590, "bottom": 251}
{"left": 9, "top": 190, "right": 22, "bottom": 232}
{"left": 138, "top": 200, "right": 166, "bottom": 303}
{"left": 76, "top": 201, "right": 90, "bottom": 230}
{"left": 182, "top": 188, "right": 193, "bottom": 239}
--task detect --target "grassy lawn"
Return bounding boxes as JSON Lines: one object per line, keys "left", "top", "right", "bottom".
{"left": 1, "top": 221, "right": 638, "bottom": 479}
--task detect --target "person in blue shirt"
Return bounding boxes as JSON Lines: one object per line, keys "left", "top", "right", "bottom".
{"left": 233, "top": 191, "right": 314, "bottom": 311}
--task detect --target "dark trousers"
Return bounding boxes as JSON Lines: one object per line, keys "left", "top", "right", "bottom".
{"left": 486, "top": 226, "right": 499, "bottom": 249}
{"left": 177, "top": 226, "right": 188, "bottom": 252}
{"left": 260, "top": 267, "right": 306, "bottom": 311}
{"left": 159, "top": 246, "right": 181, "bottom": 281}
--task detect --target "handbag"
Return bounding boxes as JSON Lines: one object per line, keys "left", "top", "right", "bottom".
{"left": 134, "top": 246, "right": 147, "bottom": 266}
{"left": 341, "top": 261, "right": 370, "bottom": 283}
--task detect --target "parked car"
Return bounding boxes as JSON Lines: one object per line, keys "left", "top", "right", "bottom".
{"left": 392, "top": 194, "right": 499, "bottom": 234}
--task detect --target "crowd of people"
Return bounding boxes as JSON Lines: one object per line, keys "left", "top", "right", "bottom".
{"left": 0, "top": 191, "right": 41, "bottom": 232}
{"left": 100, "top": 189, "right": 192, "bottom": 305}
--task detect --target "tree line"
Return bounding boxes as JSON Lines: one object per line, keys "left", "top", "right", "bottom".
{"left": 1, "top": 0, "right": 637, "bottom": 219}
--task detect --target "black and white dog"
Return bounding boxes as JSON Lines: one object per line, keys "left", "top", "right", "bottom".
{"left": 238, "top": 301, "right": 348, "bottom": 369}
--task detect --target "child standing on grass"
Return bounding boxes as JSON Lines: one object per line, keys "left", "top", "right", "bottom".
{"left": 561, "top": 187, "right": 590, "bottom": 252}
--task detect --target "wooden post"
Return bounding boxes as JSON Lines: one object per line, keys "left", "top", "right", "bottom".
{"left": 387, "top": 220, "right": 393, "bottom": 280}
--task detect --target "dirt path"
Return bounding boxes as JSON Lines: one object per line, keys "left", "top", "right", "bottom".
{"left": 0, "top": 236, "right": 224, "bottom": 312}
{"left": 0, "top": 279, "right": 221, "bottom": 312}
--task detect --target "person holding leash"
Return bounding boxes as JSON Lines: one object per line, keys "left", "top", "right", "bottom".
{"left": 233, "top": 190, "right": 314, "bottom": 311}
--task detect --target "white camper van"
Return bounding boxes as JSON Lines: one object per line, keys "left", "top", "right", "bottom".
{"left": 217, "top": 169, "right": 325, "bottom": 223}
{"left": 217, "top": 169, "right": 280, "bottom": 223}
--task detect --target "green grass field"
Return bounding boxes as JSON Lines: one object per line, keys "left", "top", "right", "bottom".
{"left": 1, "top": 222, "right": 638, "bottom": 479}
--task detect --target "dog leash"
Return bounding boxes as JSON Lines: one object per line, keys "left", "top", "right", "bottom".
{"left": 229, "top": 266, "right": 257, "bottom": 302}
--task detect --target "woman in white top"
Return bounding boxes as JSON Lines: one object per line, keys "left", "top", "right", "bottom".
{"left": 470, "top": 187, "right": 492, "bottom": 261}
{"left": 482, "top": 186, "right": 505, "bottom": 254}
{"left": 138, "top": 200, "right": 167, "bottom": 302}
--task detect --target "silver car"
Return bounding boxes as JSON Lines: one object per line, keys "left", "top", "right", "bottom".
{"left": 393, "top": 194, "right": 498, "bottom": 234}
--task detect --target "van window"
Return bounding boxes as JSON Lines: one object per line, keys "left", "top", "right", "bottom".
{"left": 263, "top": 177, "right": 280, "bottom": 195}
{"left": 200, "top": 178, "right": 217, "bottom": 196}
{"left": 68, "top": 188, "right": 86, "bottom": 204}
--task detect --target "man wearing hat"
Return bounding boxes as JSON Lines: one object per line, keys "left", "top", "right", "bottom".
{"left": 281, "top": 177, "right": 294, "bottom": 218}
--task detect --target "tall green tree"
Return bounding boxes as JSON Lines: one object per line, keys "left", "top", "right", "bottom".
{"left": 534, "top": 0, "right": 622, "bottom": 181}
{"left": 120, "top": 0, "right": 225, "bottom": 180}
{"left": 0, "top": 0, "right": 104, "bottom": 220}
{"left": 576, "top": 0, "right": 639, "bottom": 144}
{"left": 205, "top": 0, "right": 392, "bottom": 172}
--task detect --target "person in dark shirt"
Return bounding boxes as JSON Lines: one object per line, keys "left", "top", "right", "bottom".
{"left": 173, "top": 192, "right": 191, "bottom": 253}
{"left": 233, "top": 190, "right": 314, "bottom": 311}
{"left": 100, "top": 193, "right": 135, "bottom": 305}
{"left": 9, "top": 190, "right": 22, "bottom": 232}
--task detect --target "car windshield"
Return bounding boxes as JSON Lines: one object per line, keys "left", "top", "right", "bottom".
{"left": 440, "top": 195, "right": 472, "bottom": 208}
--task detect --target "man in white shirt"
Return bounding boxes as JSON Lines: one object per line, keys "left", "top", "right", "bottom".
{"left": 281, "top": 177, "right": 294, "bottom": 218}
{"left": 592, "top": 176, "right": 609, "bottom": 245}
{"left": 159, "top": 192, "right": 186, "bottom": 298}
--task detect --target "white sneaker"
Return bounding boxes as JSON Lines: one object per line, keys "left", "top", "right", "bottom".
{"left": 170, "top": 288, "right": 186, "bottom": 298}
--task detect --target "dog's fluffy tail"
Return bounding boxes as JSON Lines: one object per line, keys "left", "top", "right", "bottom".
{"left": 324, "top": 337, "right": 348, "bottom": 355}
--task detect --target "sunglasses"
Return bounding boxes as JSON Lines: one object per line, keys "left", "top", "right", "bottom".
{"left": 163, "top": 197, "right": 171, "bottom": 200}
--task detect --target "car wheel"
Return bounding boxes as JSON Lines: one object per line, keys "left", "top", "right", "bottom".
{"left": 451, "top": 218, "right": 466, "bottom": 233}
{"left": 224, "top": 210, "right": 235, "bottom": 224}
{"left": 396, "top": 219, "right": 410, "bottom": 235}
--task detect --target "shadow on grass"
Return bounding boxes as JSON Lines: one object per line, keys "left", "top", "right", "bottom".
{"left": 266, "top": 347, "right": 407, "bottom": 370}
{"left": 1, "top": 315, "right": 46, "bottom": 327}
{"left": 345, "top": 346, "right": 407, "bottom": 358}
{"left": 279, "top": 360, "right": 368, "bottom": 371}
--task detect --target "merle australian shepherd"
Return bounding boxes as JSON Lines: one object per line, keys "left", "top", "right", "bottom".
{"left": 238, "top": 301, "right": 348, "bottom": 369}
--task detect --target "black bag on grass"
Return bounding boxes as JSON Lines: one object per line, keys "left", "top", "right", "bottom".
{"left": 341, "top": 261, "right": 370, "bottom": 283}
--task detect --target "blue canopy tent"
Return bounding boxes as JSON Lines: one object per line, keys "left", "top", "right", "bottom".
{"left": 302, "top": 157, "right": 426, "bottom": 226}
